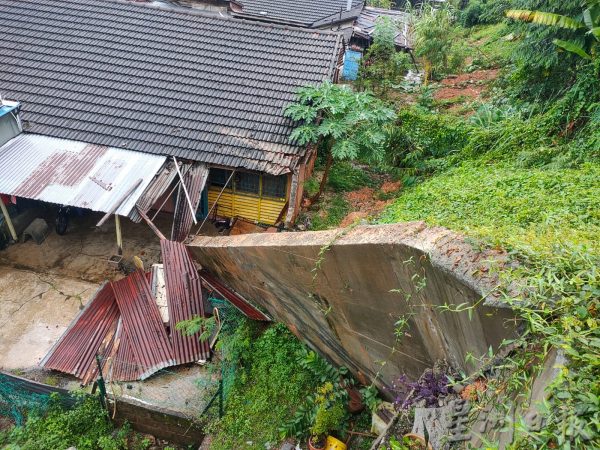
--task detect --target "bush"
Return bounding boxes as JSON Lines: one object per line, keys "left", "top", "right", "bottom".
{"left": 414, "top": 5, "right": 467, "bottom": 81}
{"left": 357, "top": 17, "right": 413, "bottom": 95}
{"left": 459, "top": 0, "right": 511, "bottom": 27}
{"left": 208, "top": 324, "right": 319, "bottom": 450}
{"left": 385, "top": 108, "right": 470, "bottom": 175}
{"left": 5, "top": 394, "right": 128, "bottom": 450}
{"left": 310, "top": 195, "right": 350, "bottom": 231}
{"left": 327, "top": 162, "right": 375, "bottom": 192}
{"left": 459, "top": 0, "right": 485, "bottom": 27}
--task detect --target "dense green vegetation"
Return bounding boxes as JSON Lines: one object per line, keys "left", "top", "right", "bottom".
{"left": 206, "top": 322, "right": 374, "bottom": 450}
{"left": 0, "top": 394, "right": 133, "bottom": 450}
{"left": 289, "top": 0, "right": 600, "bottom": 447}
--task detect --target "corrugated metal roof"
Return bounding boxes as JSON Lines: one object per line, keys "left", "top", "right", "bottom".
{"left": 0, "top": 133, "right": 167, "bottom": 218}
{"left": 354, "top": 6, "right": 412, "bottom": 49}
{"left": 200, "top": 269, "right": 271, "bottom": 321}
{"left": 171, "top": 164, "right": 208, "bottom": 242}
{"left": 40, "top": 283, "right": 120, "bottom": 384}
{"left": 162, "top": 240, "right": 211, "bottom": 364}
{"left": 112, "top": 270, "right": 176, "bottom": 380}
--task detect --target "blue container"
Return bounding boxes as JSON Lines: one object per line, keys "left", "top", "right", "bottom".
{"left": 342, "top": 50, "right": 362, "bottom": 81}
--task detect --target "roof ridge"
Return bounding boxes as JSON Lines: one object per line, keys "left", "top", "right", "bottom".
{"left": 94, "top": 0, "right": 346, "bottom": 37}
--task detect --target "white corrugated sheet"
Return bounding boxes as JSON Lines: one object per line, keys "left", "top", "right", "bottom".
{"left": 0, "top": 134, "right": 167, "bottom": 218}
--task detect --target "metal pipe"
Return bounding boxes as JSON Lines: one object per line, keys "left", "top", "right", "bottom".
{"left": 195, "top": 169, "right": 235, "bottom": 235}
{"left": 173, "top": 157, "right": 197, "bottom": 225}
{"left": 0, "top": 199, "right": 17, "bottom": 241}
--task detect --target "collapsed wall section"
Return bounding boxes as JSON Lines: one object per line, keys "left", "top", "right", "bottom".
{"left": 188, "top": 222, "right": 518, "bottom": 392}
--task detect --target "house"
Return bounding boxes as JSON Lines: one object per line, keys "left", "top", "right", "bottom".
{"left": 0, "top": 0, "right": 344, "bottom": 237}
{"left": 229, "top": 0, "right": 365, "bottom": 33}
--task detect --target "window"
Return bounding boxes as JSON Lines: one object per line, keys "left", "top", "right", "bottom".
{"left": 235, "top": 172, "right": 260, "bottom": 195}
{"left": 262, "top": 175, "right": 287, "bottom": 198}
{"left": 209, "top": 168, "right": 232, "bottom": 188}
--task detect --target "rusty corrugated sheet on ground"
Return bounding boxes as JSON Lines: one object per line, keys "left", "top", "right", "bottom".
{"left": 171, "top": 163, "right": 209, "bottom": 242}
{"left": 161, "top": 240, "right": 211, "bottom": 363}
{"left": 200, "top": 270, "right": 271, "bottom": 321}
{"left": 41, "top": 243, "right": 222, "bottom": 384}
{"left": 40, "top": 283, "right": 120, "bottom": 383}
{"left": 111, "top": 270, "right": 176, "bottom": 380}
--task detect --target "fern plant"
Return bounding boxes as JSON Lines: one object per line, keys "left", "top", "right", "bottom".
{"left": 507, "top": 1, "right": 600, "bottom": 59}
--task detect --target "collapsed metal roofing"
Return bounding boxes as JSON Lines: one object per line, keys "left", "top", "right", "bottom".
{"left": 0, "top": 134, "right": 167, "bottom": 219}
{"left": 354, "top": 6, "right": 413, "bottom": 49}
{"left": 41, "top": 241, "right": 211, "bottom": 383}
{"left": 0, "top": 0, "right": 344, "bottom": 175}
{"left": 230, "top": 0, "right": 364, "bottom": 28}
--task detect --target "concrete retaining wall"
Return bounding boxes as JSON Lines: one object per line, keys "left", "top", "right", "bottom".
{"left": 109, "top": 396, "right": 204, "bottom": 446}
{"left": 188, "top": 222, "right": 518, "bottom": 393}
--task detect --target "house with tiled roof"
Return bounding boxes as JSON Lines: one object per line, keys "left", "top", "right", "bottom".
{"left": 0, "top": 0, "right": 344, "bottom": 233}
{"left": 229, "top": 0, "right": 364, "bottom": 31}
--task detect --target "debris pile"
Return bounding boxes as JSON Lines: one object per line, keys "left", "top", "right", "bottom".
{"left": 40, "top": 240, "right": 210, "bottom": 383}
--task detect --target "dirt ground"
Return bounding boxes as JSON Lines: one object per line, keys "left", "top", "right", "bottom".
{"left": 0, "top": 210, "right": 169, "bottom": 283}
{"left": 434, "top": 68, "right": 499, "bottom": 103}
{"left": 339, "top": 180, "right": 402, "bottom": 227}
{"left": 0, "top": 265, "right": 96, "bottom": 370}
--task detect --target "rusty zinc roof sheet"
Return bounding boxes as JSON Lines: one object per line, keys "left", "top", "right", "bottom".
{"left": 200, "top": 269, "right": 271, "bottom": 321}
{"left": 40, "top": 283, "right": 120, "bottom": 384}
{"left": 161, "top": 240, "right": 211, "bottom": 363}
{"left": 111, "top": 270, "right": 176, "bottom": 380}
{"left": 41, "top": 245, "right": 219, "bottom": 383}
{"left": 0, "top": 133, "right": 167, "bottom": 218}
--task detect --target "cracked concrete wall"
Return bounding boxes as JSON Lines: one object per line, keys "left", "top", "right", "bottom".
{"left": 188, "top": 222, "right": 518, "bottom": 393}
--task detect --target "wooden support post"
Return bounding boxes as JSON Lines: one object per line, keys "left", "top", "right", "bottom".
{"left": 114, "top": 214, "right": 123, "bottom": 255}
{"left": 136, "top": 207, "right": 167, "bottom": 241}
{"left": 0, "top": 199, "right": 17, "bottom": 241}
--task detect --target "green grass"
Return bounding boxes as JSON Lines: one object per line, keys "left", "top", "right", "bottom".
{"left": 380, "top": 161, "right": 600, "bottom": 447}
{"left": 328, "top": 162, "right": 375, "bottom": 192}
{"left": 464, "top": 23, "right": 513, "bottom": 69}
{"left": 310, "top": 194, "right": 350, "bottom": 231}
{"left": 208, "top": 324, "right": 318, "bottom": 450}
{"left": 380, "top": 162, "right": 600, "bottom": 258}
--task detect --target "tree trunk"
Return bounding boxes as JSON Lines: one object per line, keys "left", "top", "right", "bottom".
{"left": 310, "top": 152, "right": 334, "bottom": 204}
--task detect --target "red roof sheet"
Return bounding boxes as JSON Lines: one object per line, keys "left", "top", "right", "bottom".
{"left": 161, "top": 240, "right": 211, "bottom": 364}
{"left": 40, "top": 283, "right": 120, "bottom": 384}
{"left": 42, "top": 244, "right": 217, "bottom": 383}
{"left": 200, "top": 270, "right": 271, "bottom": 321}
{"left": 111, "top": 270, "right": 176, "bottom": 380}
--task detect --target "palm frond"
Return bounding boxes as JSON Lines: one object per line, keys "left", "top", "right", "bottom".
{"left": 553, "top": 39, "right": 593, "bottom": 59}
{"left": 506, "top": 9, "right": 585, "bottom": 30}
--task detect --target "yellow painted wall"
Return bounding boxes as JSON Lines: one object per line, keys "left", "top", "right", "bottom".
{"left": 208, "top": 187, "right": 287, "bottom": 225}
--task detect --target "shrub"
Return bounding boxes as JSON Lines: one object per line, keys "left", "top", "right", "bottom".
{"left": 208, "top": 324, "right": 319, "bottom": 450}
{"left": 6, "top": 394, "right": 128, "bottom": 450}
{"left": 327, "top": 162, "right": 375, "bottom": 192}
{"left": 414, "top": 5, "right": 467, "bottom": 81}
{"left": 357, "top": 17, "right": 413, "bottom": 95}
{"left": 385, "top": 108, "right": 470, "bottom": 175}
{"left": 310, "top": 195, "right": 350, "bottom": 231}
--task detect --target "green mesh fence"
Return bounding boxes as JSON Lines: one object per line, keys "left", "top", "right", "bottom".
{"left": 197, "top": 296, "right": 248, "bottom": 417}
{"left": 0, "top": 373, "right": 58, "bottom": 426}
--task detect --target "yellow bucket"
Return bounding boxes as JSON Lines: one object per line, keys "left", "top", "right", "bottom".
{"left": 325, "top": 436, "right": 347, "bottom": 450}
